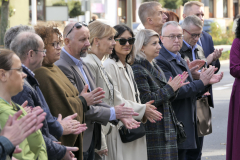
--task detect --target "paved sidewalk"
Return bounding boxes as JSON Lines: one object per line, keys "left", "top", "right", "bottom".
{"left": 214, "top": 45, "right": 231, "bottom": 52}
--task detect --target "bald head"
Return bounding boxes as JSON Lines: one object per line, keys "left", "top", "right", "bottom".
{"left": 63, "top": 22, "right": 76, "bottom": 39}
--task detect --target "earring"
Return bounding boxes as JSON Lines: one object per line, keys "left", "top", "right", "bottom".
{"left": 96, "top": 44, "right": 99, "bottom": 47}
{"left": 142, "top": 50, "right": 145, "bottom": 53}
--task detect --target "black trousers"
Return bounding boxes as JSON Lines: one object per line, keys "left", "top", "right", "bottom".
{"left": 186, "top": 136, "right": 204, "bottom": 160}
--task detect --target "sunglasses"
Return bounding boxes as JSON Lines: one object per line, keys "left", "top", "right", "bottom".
{"left": 66, "top": 22, "right": 88, "bottom": 38}
{"left": 115, "top": 37, "right": 135, "bottom": 45}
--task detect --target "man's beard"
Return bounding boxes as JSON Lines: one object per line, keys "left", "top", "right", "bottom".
{"left": 80, "top": 47, "right": 88, "bottom": 57}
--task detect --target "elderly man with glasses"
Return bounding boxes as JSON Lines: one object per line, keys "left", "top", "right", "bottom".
{"left": 155, "top": 21, "right": 223, "bottom": 160}
{"left": 180, "top": 15, "right": 224, "bottom": 160}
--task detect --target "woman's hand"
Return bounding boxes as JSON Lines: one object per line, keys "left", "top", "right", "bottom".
{"left": 168, "top": 72, "right": 190, "bottom": 91}
{"left": 96, "top": 149, "right": 108, "bottom": 157}
{"left": 144, "top": 101, "right": 163, "bottom": 123}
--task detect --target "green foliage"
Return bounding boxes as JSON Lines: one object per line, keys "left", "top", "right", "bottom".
{"left": 164, "top": 0, "right": 182, "bottom": 9}
{"left": 52, "top": 0, "right": 84, "bottom": 18}
{"left": 69, "top": 1, "right": 84, "bottom": 18}
{"left": 209, "top": 22, "right": 234, "bottom": 45}
{"left": 219, "top": 50, "right": 230, "bottom": 60}
{"left": 52, "top": 1, "right": 67, "bottom": 6}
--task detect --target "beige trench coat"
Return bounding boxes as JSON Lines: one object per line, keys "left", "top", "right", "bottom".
{"left": 103, "top": 58, "right": 148, "bottom": 160}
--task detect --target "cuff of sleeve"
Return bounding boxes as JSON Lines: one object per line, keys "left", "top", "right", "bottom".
{"left": 79, "top": 96, "right": 89, "bottom": 112}
{"left": 109, "top": 107, "right": 116, "bottom": 121}
{"left": 0, "top": 136, "right": 15, "bottom": 155}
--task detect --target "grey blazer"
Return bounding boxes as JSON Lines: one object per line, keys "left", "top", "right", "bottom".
{"left": 55, "top": 50, "right": 114, "bottom": 152}
{"left": 155, "top": 45, "right": 210, "bottom": 149}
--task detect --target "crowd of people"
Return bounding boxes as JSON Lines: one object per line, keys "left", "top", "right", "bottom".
{"left": 5, "top": 0, "right": 240, "bottom": 160}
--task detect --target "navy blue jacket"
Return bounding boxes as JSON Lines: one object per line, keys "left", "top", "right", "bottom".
{"left": 155, "top": 46, "right": 210, "bottom": 149}
{"left": 12, "top": 67, "right": 66, "bottom": 160}
{"left": 198, "top": 31, "right": 221, "bottom": 108}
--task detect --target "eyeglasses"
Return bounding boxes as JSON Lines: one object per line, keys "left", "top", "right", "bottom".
{"left": 162, "top": 35, "right": 184, "bottom": 40}
{"left": 9, "top": 67, "right": 23, "bottom": 72}
{"left": 115, "top": 37, "right": 135, "bottom": 45}
{"left": 183, "top": 29, "right": 202, "bottom": 39}
{"left": 33, "top": 49, "right": 47, "bottom": 54}
{"left": 66, "top": 22, "right": 88, "bottom": 38}
{"left": 49, "top": 41, "right": 63, "bottom": 49}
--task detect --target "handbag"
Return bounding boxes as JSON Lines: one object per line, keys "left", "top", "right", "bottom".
{"left": 134, "top": 63, "right": 187, "bottom": 144}
{"left": 118, "top": 67, "right": 146, "bottom": 143}
{"left": 119, "top": 121, "right": 146, "bottom": 143}
{"left": 196, "top": 96, "right": 212, "bottom": 136}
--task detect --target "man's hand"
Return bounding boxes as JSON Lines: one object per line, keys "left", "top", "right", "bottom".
{"left": 57, "top": 113, "right": 87, "bottom": 135}
{"left": 144, "top": 101, "right": 163, "bottom": 123}
{"left": 199, "top": 66, "right": 215, "bottom": 86}
{"left": 62, "top": 147, "right": 79, "bottom": 160}
{"left": 114, "top": 103, "right": 139, "bottom": 119}
{"left": 187, "top": 59, "right": 205, "bottom": 70}
{"left": 207, "top": 48, "right": 223, "bottom": 65}
{"left": 209, "top": 72, "right": 224, "bottom": 84}
{"left": 0, "top": 109, "right": 46, "bottom": 146}
{"left": 80, "top": 84, "right": 105, "bottom": 106}
{"left": 120, "top": 117, "right": 141, "bottom": 129}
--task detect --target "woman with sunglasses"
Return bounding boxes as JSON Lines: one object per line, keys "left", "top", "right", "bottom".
{"left": 33, "top": 24, "right": 89, "bottom": 160}
{"left": 132, "top": 29, "right": 189, "bottom": 159}
{"left": 103, "top": 25, "right": 163, "bottom": 160}
{"left": 0, "top": 49, "right": 48, "bottom": 160}
{"left": 82, "top": 21, "right": 142, "bottom": 160}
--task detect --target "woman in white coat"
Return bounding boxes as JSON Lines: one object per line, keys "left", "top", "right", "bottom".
{"left": 83, "top": 21, "right": 163, "bottom": 160}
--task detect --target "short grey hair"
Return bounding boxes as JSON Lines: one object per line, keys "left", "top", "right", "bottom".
{"left": 138, "top": 1, "right": 162, "bottom": 25}
{"left": 10, "top": 32, "right": 41, "bottom": 61}
{"left": 4, "top": 25, "right": 35, "bottom": 49}
{"left": 181, "top": 15, "right": 203, "bottom": 30}
{"left": 162, "top": 21, "right": 180, "bottom": 35}
{"left": 134, "top": 29, "right": 159, "bottom": 60}
{"left": 183, "top": 1, "right": 204, "bottom": 15}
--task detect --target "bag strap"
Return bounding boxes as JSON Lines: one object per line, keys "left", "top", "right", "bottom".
{"left": 125, "top": 67, "right": 139, "bottom": 103}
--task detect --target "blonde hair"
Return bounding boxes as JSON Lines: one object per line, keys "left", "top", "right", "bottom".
{"left": 88, "top": 21, "right": 116, "bottom": 46}
{"left": 138, "top": 1, "right": 162, "bottom": 25}
{"left": 134, "top": 29, "right": 159, "bottom": 60}
{"left": 183, "top": 1, "right": 204, "bottom": 15}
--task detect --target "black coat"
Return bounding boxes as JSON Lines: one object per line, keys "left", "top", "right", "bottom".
{"left": 155, "top": 46, "right": 210, "bottom": 149}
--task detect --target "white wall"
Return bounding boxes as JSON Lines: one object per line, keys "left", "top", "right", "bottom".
{"left": 104, "top": 0, "right": 118, "bottom": 26}
{"left": 216, "top": 0, "right": 223, "bottom": 18}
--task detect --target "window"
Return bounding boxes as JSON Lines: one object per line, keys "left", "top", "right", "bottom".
{"left": 209, "top": 0, "right": 214, "bottom": 18}
{"left": 223, "top": 0, "right": 228, "bottom": 17}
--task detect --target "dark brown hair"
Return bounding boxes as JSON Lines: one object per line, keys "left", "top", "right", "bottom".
{"left": 34, "top": 23, "right": 62, "bottom": 48}
{"left": 0, "top": 49, "right": 15, "bottom": 70}
{"left": 165, "top": 11, "right": 180, "bottom": 22}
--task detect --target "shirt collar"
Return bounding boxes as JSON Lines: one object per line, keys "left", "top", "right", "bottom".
{"left": 62, "top": 47, "right": 83, "bottom": 67}
{"left": 162, "top": 45, "right": 181, "bottom": 62}
{"left": 183, "top": 40, "right": 198, "bottom": 50}
{"left": 22, "top": 64, "right": 35, "bottom": 76}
